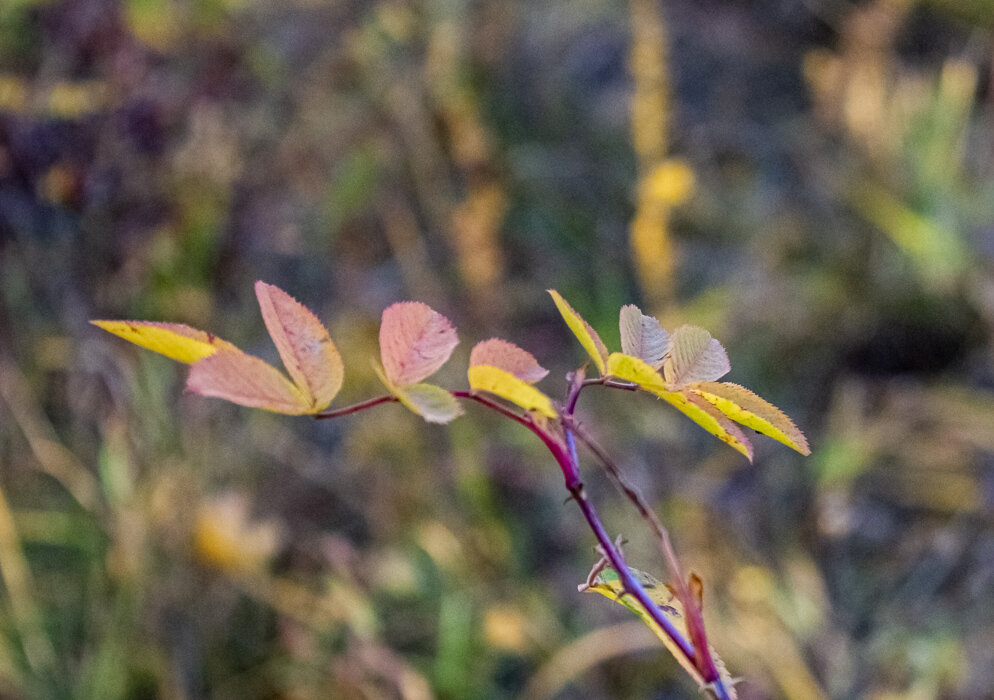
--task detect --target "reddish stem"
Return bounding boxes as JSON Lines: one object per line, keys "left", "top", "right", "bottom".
{"left": 314, "top": 395, "right": 397, "bottom": 418}
{"left": 312, "top": 380, "right": 732, "bottom": 699}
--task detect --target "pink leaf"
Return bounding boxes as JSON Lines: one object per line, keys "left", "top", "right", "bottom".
{"left": 255, "top": 282, "right": 344, "bottom": 411}
{"left": 379, "top": 302, "right": 459, "bottom": 386}
{"left": 662, "top": 325, "right": 730, "bottom": 388}
{"left": 187, "top": 351, "right": 311, "bottom": 415}
{"left": 469, "top": 338, "right": 549, "bottom": 384}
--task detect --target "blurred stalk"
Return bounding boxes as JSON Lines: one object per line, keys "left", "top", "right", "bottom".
{"left": 0, "top": 359, "right": 101, "bottom": 512}
{"left": 0, "top": 481, "right": 56, "bottom": 679}
{"left": 628, "top": 0, "right": 693, "bottom": 315}
{"left": 426, "top": 8, "right": 508, "bottom": 321}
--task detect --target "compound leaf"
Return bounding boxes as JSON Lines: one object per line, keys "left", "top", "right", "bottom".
{"left": 255, "top": 281, "right": 343, "bottom": 412}
{"left": 91, "top": 320, "right": 239, "bottom": 364}
{"left": 372, "top": 362, "right": 462, "bottom": 423}
{"left": 380, "top": 302, "right": 459, "bottom": 386}
{"left": 548, "top": 289, "right": 609, "bottom": 375}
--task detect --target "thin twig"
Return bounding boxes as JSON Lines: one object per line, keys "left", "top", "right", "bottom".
{"left": 314, "top": 395, "right": 397, "bottom": 419}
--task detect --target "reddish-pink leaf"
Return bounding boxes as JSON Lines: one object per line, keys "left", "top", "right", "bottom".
{"left": 255, "top": 281, "right": 343, "bottom": 411}
{"left": 187, "top": 351, "right": 311, "bottom": 415}
{"left": 379, "top": 302, "right": 459, "bottom": 386}
{"left": 469, "top": 338, "right": 549, "bottom": 384}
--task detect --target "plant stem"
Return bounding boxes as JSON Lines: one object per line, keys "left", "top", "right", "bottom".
{"left": 563, "top": 373, "right": 732, "bottom": 700}
{"left": 312, "top": 381, "right": 733, "bottom": 699}
{"left": 314, "top": 395, "right": 397, "bottom": 419}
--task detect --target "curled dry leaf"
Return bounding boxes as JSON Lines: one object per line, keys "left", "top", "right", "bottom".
{"left": 380, "top": 302, "right": 459, "bottom": 386}
{"left": 255, "top": 281, "right": 343, "bottom": 412}
{"left": 90, "top": 320, "right": 239, "bottom": 364}
{"left": 469, "top": 338, "right": 549, "bottom": 383}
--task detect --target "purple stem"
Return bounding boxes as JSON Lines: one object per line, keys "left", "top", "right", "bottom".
{"left": 311, "top": 381, "right": 732, "bottom": 699}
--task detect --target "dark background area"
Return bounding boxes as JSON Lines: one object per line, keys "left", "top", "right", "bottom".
{"left": 2, "top": 0, "right": 994, "bottom": 697}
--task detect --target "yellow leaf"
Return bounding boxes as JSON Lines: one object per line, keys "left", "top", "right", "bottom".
{"left": 607, "top": 353, "right": 753, "bottom": 460}
{"left": 656, "top": 390, "right": 753, "bottom": 461}
{"left": 91, "top": 320, "right": 239, "bottom": 364}
{"left": 547, "top": 289, "right": 609, "bottom": 375}
{"left": 607, "top": 352, "right": 666, "bottom": 392}
{"left": 689, "top": 382, "right": 810, "bottom": 455}
{"left": 468, "top": 365, "right": 557, "bottom": 418}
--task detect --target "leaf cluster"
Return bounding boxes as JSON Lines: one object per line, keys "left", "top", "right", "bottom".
{"left": 93, "top": 283, "right": 808, "bottom": 461}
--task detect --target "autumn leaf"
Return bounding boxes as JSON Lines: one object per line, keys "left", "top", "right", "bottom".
{"left": 607, "top": 352, "right": 753, "bottom": 459}
{"left": 380, "top": 302, "right": 459, "bottom": 386}
{"left": 90, "top": 320, "right": 239, "bottom": 363}
{"left": 469, "top": 338, "right": 549, "bottom": 383}
{"left": 689, "top": 382, "right": 810, "bottom": 455}
{"left": 374, "top": 303, "right": 461, "bottom": 423}
{"left": 254, "top": 281, "right": 343, "bottom": 412}
{"left": 397, "top": 383, "right": 464, "bottom": 424}
{"left": 468, "top": 365, "right": 557, "bottom": 418}
{"left": 187, "top": 350, "right": 311, "bottom": 415}
{"left": 372, "top": 363, "right": 463, "bottom": 424}
{"left": 607, "top": 352, "right": 667, "bottom": 393}
{"left": 548, "top": 289, "right": 609, "bottom": 375}
{"left": 619, "top": 305, "right": 669, "bottom": 368}
{"left": 658, "top": 392, "right": 754, "bottom": 460}
{"left": 662, "top": 325, "right": 730, "bottom": 388}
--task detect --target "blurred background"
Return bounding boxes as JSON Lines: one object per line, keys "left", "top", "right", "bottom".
{"left": 2, "top": 0, "right": 994, "bottom": 697}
